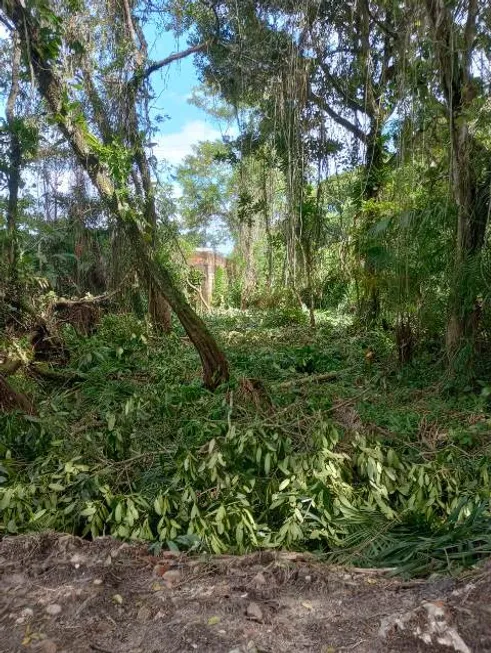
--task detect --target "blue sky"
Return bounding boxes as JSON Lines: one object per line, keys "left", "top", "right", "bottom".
{"left": 144, "top": 28, "right": 236, "bottom": 253}
{"left": 143, "top": 28, "right": 234, "bottom": 169}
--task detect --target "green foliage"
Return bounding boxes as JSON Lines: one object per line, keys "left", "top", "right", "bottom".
{"left": 260, "top": 306, "right": 308, "bottom": 328}
{"left": 212, "top": 266, "right": 228, "bottom": 307}
{"left": 2, "top": 313, "right": 491, "bottom": 575}
{"left": 85, "top": 135, "right": 132, "bottom": 192}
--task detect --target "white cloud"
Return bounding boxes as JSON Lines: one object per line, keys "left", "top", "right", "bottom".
{"left": 151, "top": 120, "right": 225, "bottom": 168}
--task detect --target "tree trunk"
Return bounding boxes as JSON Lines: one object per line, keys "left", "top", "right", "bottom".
{"left": 148, "top": 281, "right": 172, "bottom": 332}
{"left": 5, "top": 31, "right": 22, "bottom": 312}
{"left": 5, "top": 1, "right": 229, "bottom": 389}
{"left": 120, "top": 4, "right": 173, "bottom": 334}
{"left": 262, "top": 158, "right": 274, "bottom": 289}
{"left": 125, "top": 222, "right": 228, "bottom": 387}
{"left": 132, "top": 135, "right": 172, "bottom": 334}
{"left": 359, "top": 127, "right": 384, "bottom": 326}
{"left": 424, "top": 0, "right": 489, "bottom": 358}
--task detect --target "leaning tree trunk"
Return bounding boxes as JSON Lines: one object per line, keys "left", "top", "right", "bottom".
{"left": 119, "top": 3, "right": 173, "bottom": 334}
{"left": 148, "top": 282, "right": 172, "bottom": 332}
{"left": 4, "top": 1, "right": 229, "bottom": 389}
{"left": 131, "top": 126, "right": 172, "bottom": 334}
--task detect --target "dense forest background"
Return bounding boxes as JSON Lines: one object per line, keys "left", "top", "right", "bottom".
{"left": 1, "top": 0, "right": 491, "bottom": 574}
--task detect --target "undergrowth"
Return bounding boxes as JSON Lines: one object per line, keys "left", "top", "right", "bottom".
{"left": 1, "top": 310, "right": 491, "bottom": 577}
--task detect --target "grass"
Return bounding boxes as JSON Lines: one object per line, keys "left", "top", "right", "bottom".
{"left": 1, "top": 309, "right": 491, "bottom": 576}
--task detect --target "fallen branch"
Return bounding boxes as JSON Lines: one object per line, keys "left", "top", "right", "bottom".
{"left": 52, "top": 286, "right": 122, "bottom": 309}
{"left": 274, "top": 371, "right": 340, "bottom": 389}
{"left": 29, "top": 362, "right": 86, "bottom": 384}
{"left": 187, "top": 280, "right": 211, "bottom": 312}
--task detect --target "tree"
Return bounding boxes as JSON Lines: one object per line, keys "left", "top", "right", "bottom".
{"left": 423, "top": 0, "right": 491, "bottom": 358}
{"left": 4, "top": 31, "right": 21, "bottom": 306}
{"left": 176, "top": 140, "right": 235, "bottom": 249}
{"left": 1, "top": 0, "right": 229, "bottom": 389}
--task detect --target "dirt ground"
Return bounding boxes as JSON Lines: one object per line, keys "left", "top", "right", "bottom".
{"left": 1, "top": 533, "right": 490, "bottom": 653}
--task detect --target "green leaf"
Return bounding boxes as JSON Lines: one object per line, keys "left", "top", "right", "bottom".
{"left": 278, "top": 478, "right": 290, "bottom": 491}
{"left": 115, "top": 503, "right": 123, "bottom": 523}
{"left": 107, "top": 414, "right": 116, "bottom": 432}
{"left": 48, "top": 483, "right": 65, "bottom": 492}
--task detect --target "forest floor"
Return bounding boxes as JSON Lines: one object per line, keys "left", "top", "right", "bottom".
{"left": 3, "top": 310, "right": 491, "bottom": 651}
{"left": 1, "top": 532, "right": 491, "bottom": 653}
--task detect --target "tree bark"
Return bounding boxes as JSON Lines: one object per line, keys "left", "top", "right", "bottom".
{"left": 358, "top": 126, "right": 385, "bottom": 326}
{"left": 5, "top": 31, "right": 22, "bottom": 310}
{"left": 120, "top": 2, "right": 173, "bottom": 333}
{"left": 148, "top": 282, "right": 172, "bottom": 332}
{"left": 4, "top": 1, "right": 229, "bottom": 389}
{"left": 261, "top": 158, "right": 274, "bottom": 290}
{"left": 425, "top": 0, "right": 489, "bottom": 356}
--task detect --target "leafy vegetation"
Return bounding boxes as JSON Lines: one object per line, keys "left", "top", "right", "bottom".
{"left": 1, "top": 0, "right": 491, "bottom": 580}
{"left": 2, "top": 312, "right": 491, "bottom": 576}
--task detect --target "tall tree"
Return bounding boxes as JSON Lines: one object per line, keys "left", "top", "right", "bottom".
{"left": 424, "top": 0, "right": 491, "bottom": 357}
{"left": 4, "top": 31, "right": 21, "bottom": 311}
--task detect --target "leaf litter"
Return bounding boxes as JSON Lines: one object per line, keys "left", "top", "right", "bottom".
{"left": 1, "top": 533, "right": 491, "bottom": 652}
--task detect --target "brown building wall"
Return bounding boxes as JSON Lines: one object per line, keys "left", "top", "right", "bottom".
{"left": 189, "top": 249, "right": 227, "bottom": 309}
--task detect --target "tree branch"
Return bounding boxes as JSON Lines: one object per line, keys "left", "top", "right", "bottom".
{"left": 363, "top": 0, "right": 398, "bottom": 39}
{"left": 318, "top": 61, "right": 367, "bottom": 115}
{"left": 0, "top": 14, "right": 13, "bottom": 32}
{"left": 131, "top": 42, "right": 209, "bottom": 87}
{"left": 463, "top": 0, "right": 478, "bottom": 82}
{"left": 309, "top": 91, "right": 368, "bottom": 143}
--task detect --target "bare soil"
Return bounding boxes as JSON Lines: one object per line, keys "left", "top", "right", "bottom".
{"left": 1, "top": 533, "right": 490, "bottom": 653}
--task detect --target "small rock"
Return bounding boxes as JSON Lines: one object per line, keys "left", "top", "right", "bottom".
{"left": 112, "top": 594, "right": 123, "bottom": 605}
{"left": 15, "top": 607, "right": 34, "bottom": 624}
{"left": 46, "top": 604, "right": 62, "bottom": 616}
{"left": 162, "top": 569, "right": 181, "bottom": 586}
{"left": 253, "top": 572, "right": 266, "bottom": 587}
{"left": 70, "top": 553, "right": 85, "bottom": 568}
{"left": 246, "top": 602, "right": 263, "bottom": 622}
{"left": 93, "top": 578, "right": 103, "bottom": 586}
{"left": 137, "top": 605, "right": 151, "bottom": 622}
{"left": 34, "top": 640, "right": 58, "bottom": 653}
